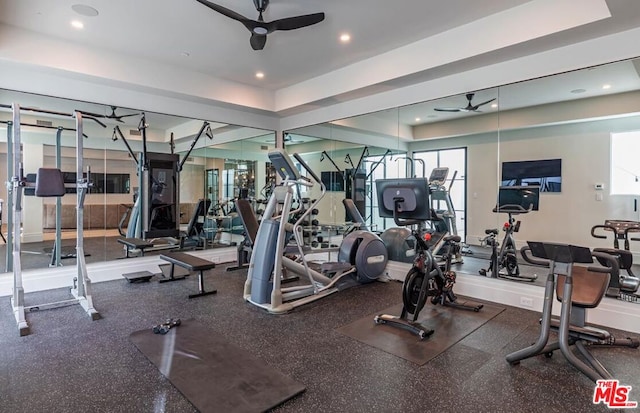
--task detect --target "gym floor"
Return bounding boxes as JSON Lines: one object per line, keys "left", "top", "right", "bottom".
{"left": 0, "top": 263, "right": 638, "bottom": 412}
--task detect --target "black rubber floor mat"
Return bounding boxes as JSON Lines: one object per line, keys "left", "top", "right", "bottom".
{"left": 336, "top": 301, "right": 505, "bottom": 365}
{"left": 130, "top": 319, "right": 305, "bottom": 413}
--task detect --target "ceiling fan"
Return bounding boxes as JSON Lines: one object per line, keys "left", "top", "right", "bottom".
{"left": 434, "top": 93, "right": 496, "bottom": 113}
{"left": 82, "top": 106, "right": 141, "bottom": 123}
{"left": 195, "top": 0, "right": 325, "bottom": 51}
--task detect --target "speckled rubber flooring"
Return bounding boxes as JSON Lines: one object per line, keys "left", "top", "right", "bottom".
{"left": 0, "top": 265, "right": 638, "bottom": 413}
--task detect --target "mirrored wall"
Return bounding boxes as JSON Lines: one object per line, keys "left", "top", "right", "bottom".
{"left": 3, "top": 55, "right": 640, "bottom": 287}
{"left": 285, "top": 56, "right": 640, "bottom": 290}
{"left": 0, "top": 89, "right": 275, "bottom": 272}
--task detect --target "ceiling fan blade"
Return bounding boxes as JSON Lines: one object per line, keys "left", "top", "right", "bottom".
{"left": 434, "top": 108, "right": 462, "bottom": 112}
{"left": 80, "top": 110, "right": 106, "bottom": 118}
{"left": 271, "top": 12, "right": 325, "bottom": 31}
{"left": 473, "top": 98, "right": 497, "bottom": 109}
{"left": 195, "top": 0, "right": 250, "bottom": 23}
{"left": 250, "top": 33, "right": 267, "bottom": 50}
{"left": 116, "top": 113, "right": 141, "bottom": 119}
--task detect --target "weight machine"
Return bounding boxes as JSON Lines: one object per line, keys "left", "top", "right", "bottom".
{"left": 320, "top": 147, "right": 393, "bottom": 230}
{"left": 4, "top": 102, "right": 105, "bottom": 335}
{"left": 114, "top": 117, "right": 213, "bottom": 249}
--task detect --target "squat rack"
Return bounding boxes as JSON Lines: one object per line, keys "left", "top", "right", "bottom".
{"left": 3, "top": 102, "right": 105, "bottom": 335}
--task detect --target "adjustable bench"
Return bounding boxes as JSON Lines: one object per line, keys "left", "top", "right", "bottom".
{"left": 117, "top": 237, "right": 154, "bottom": 258}
{"left": 159, "top": 252, "right": 217, "bottom": 299}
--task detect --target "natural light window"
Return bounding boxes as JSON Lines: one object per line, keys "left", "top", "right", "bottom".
{"left": 611, "top": 131, "right": 640, "bottom": 195}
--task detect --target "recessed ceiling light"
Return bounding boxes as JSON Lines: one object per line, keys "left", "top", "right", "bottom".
{"left": 491, "top": 103, "right": 498, "bottom": 108}
{"left": 415, "top": 117, "right": 421, "bottom": 122}
{"left": 340, "top": 33, "right": 351, "bottom": 43}
{"left": 602, "top": 84, "right": 611, "bottom": 90}
{"left": 71, "top": 20, "right": 84, "bottom": 29}
{"left": 571, "top": 88, "right": 586, "bottom": 94}
{"left": 71, "top": 4, "right": 99, "bottom": 17}
{"left": 256, "top": 72, "right": 265, "bottom": 79}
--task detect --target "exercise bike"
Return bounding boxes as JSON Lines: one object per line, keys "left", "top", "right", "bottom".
{"left": 591, "top": 220, "right": 640, "bottom": 302}
{"left": 373, "top": 178, "right": 483, "bottom": 339}
{"left": 479, "top": 186, "right": 538, "bottom": 282}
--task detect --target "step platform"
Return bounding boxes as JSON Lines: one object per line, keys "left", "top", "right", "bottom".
{"left": 123, "top": 270, "right": 155, "bottom": 283}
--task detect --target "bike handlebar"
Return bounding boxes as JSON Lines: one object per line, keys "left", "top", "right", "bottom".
{"left": 493, "top": 204, "right": 532, "bottom": 214}
{"left": 520, "top": 246, "right": 619, "bottom": 274}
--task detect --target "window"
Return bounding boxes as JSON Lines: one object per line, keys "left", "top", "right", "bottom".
{"left": 611, "top": 131, "right": 640, "bottom": 195}
{"left": 413, "top": 147, "right": 467, "bottom": 241}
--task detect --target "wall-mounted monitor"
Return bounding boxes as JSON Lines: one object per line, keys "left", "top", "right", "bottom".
{"left": 321, "top": 171, "right": 344, "bottom": 192}
{"left": 501, "top": 158, "right": 561, "bottom": 192}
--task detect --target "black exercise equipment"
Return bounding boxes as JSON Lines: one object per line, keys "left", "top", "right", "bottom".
{"left": 225, "top": 198, "right": 258, "bottom": 272}
{"left": 506, "top": 242, "right": 639, "bottom": 382}
{"left": 343, "top": 198, "right": 369, "bottom": 233}
{"left": 479, "top": 186, "right": 539, "bottom": 282}
{"left": 373, "top": 178, "right": 482, "bottom": 339}
{"left": 591, "top": 220, "right": 640, "bottom": 300}
{"left": 0, "top": 200, "right": 5, "bottom": 244}
{"left": 152, "top": 318, "right": 181, "bottom": 334}
{"left": 319, "top": 147, "right": 368, "bottom": 222}
{"left": 115, "top": 117, "right": 213, "bottom": 241}
{"left": 159, "top": 252, "right": 217, "bottom": 299}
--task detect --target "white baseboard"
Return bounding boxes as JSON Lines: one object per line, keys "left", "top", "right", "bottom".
{"left": 0, "top": 247, "right": 237, "bottom": 297}
{"left": 2, "top": 252, "right": 638, "bottom": 335}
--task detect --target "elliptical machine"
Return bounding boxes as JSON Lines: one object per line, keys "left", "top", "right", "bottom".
{"left": 373, "top": 178, "right": 483, "bottom": 339}
{"left": 244, "top": 149, "right": 388, "bottom": 314}
{"left": 479, "top": 186, "right": 538, "bottom": 282}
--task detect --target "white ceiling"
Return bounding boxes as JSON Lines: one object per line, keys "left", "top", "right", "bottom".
{"left": 0, "top": 0, "right": 533, "bottom": 90}
{"left": 1, "top": 0, "right": 640, "bottom": 139}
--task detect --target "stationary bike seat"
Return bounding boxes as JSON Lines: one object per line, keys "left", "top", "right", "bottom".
{"left": 443, "top": 235, "right": 461, "bottom": 243}
{"left": 485, "top": 229, "right": 498, "bottom": 235}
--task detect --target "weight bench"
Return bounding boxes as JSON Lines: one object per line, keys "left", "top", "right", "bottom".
{"left": 118, "top": 237, "right": 154, "bottom": 258}
{"left": 159, "top": 252, "right": 217, "bottom": 299}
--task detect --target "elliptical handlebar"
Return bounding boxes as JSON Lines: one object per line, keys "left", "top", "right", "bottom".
{"left": 292, "top": 153, "right": 321, "bottom": 185}
{"left": 392, "top": 198, "right": 424, "bottom": 227}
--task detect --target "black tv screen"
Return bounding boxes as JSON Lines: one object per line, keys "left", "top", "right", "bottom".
{"left": 501, "top": 158, "right": 561, "bottom": 192}
{"left": 321, "top": 171, "right": 344, "bottom": 192}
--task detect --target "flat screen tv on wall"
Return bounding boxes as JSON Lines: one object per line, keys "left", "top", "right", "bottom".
{"left": 501, "top": 158, "right": 562, "bottom": 192}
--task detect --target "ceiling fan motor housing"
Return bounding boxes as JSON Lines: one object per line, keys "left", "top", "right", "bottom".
{"left": 253, "top": 0, "right": 269, "bottom": 12}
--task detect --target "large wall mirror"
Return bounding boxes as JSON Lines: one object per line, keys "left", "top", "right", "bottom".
{"left": 285, "top": 107, "right": 411, "bottom": 240}
{"left": 285, "top": 56, "right": 640, "bottom": 293}
{"left": 0, "top": 89, "right": 274, "bottom": 272}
